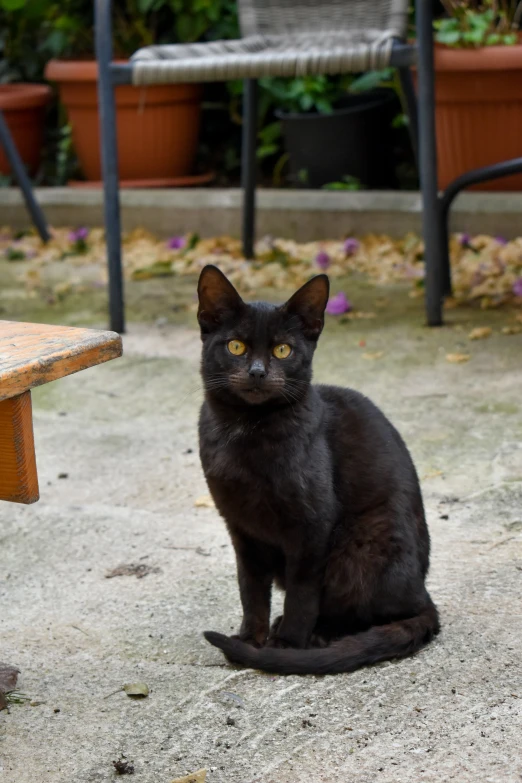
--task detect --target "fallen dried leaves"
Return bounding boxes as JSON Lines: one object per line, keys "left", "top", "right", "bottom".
{"left": 0, "top": 663, "right": 20, "bottom": 711}
{"left": 105, "top": 563, "right": 161, "bottom": 579}
{"left": 170, "top": 771, "right": 207, "bottom": 783}
{"left": 423, "top": 469, "right": 444, "bottom": 480}
{"left": 3, "top": 226, "right": 522, "bottom": 312}
{"left": 446, "top": 353, "right": 471, "bottom": 364}
{"left": 468, "top": 327, "right": 492, "bottom": 340}
{"left": 123, "top": 683, "right": 149, "bottom": 698}
{"left": 194, "top": 495, "right": 215, "bottom": 508}
{"left": 113, "top": 758, "right": 135, "bottom": 775}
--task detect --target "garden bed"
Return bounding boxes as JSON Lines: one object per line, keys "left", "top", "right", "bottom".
{"left": 2, "top": 223, "right": 522, "bottom": 314}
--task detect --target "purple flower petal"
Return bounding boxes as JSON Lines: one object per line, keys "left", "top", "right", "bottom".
{"left": 343, "top": 237, "right": 360, "bottom": 256}
{"left": 315, "top": 250, "right": 330, "bottom": 270}
{"left": 326, "top": 291, "right": 352, "bottom": 315}
{"left": 460, "top": 233, "right": 471, "bottom": 247}
{"left": 495, "top": 235, "right": 508, "bottom": 245}
{"left": 513, "top": 277, "right": 522, "bottom": 298}
{"left": 404, "top": 264, "right": 425, "bottom": 279}
{"left": 167, "top": 235, "right": 186, "bottom": 250}
{"left": 68, "top": 227, "right": 89, "bottom": 243}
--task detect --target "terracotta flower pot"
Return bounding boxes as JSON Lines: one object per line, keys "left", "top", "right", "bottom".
{"left": 0, "top": 84, "right": 51, "bottom": 177}
{"left": 44, "top": 60, "right": 202, "bottom": 183}
{"left": 433, "top": 43, "right": 522, "bottom": 191}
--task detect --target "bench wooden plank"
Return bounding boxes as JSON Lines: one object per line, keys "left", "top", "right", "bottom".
{"left": 0, "top": 321, "right": 122, "bottom": 402}
{"left": 0, "top": 391, "right": 39, "bottom": 504}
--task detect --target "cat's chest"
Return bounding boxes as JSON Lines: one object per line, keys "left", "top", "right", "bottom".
{"left": 201, "top": 428, "right": 301, "bottom": 493}
{"left": 200, "top": 421, "right": 332, "bottom": 544}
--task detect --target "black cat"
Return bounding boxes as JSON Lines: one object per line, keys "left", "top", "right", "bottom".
{"left": 197, "top": 264, "right": 439, "bottom": 674}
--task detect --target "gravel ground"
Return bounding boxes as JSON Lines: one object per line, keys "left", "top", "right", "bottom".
{"left": 1, "top": 288, "right": 521, "bottom": 783}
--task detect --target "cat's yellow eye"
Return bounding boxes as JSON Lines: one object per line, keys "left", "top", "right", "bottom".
{"left": 228, "top": 339, "right": 247, "bottom": 356}
{"left": 273, "top": 343, "right": 292, "bottom": 359}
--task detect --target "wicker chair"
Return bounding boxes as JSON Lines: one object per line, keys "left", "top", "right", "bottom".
{"left": 95, "top": 0, "right": 443, "bottom": 332}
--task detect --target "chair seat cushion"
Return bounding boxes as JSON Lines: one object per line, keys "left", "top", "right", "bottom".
{"left": 131, "top": 32, "right": 401, "bottom": 85}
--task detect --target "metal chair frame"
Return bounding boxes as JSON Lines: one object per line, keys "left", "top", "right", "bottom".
{"left": 0, "top": 109, "right": 50, "bottom": 243}
{"left": 95, "top": 0, "right": 522, "bottom": 333}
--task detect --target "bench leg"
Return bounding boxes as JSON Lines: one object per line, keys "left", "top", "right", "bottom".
{"left": 0, "top": 392, "right": 39, "bottom": 504}
{"left": 0, "top": 109, "right": 50, "bottom": 243}
{"left": 242, "top": 79, "right": 258, "bottom": 260}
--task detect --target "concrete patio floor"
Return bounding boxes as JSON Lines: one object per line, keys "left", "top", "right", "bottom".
{"left": 1, "top": 274, "right": 521, "bottom": 783}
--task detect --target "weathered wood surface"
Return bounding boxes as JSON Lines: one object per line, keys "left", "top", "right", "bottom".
{"left": 0, "top": 321, "right": 122, "bottom": 402}
{"left": 0, "top": 391, "right": 39, "bottom": 504}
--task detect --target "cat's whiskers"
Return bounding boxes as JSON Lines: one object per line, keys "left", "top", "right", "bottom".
{"left": 175, "top": 373, "right": 231, "bottom": 405}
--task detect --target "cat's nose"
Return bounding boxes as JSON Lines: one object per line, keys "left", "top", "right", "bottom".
{"left": 248, "top": 359, "right": 267, "bottom": 380}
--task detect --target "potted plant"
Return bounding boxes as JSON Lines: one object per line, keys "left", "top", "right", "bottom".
{"left": 259, "top": 73, "right": 400, "bottom": 189}
{"left": 38, "top": 0, "right": 209, "bottom": 185}
{"left": 0, "top": 84, "right": 51, "bottom": 180}
{"left": 0, "top": 1, "right": 51, "bottom": 180}
{"left": 45, "top": 59, "right": 203, "bottom": 186}
{"left": 36, "top": 0, "right": 237, "bottom": 186}
{"left": 433, "top": 0, "right": 522, "bottom": 190}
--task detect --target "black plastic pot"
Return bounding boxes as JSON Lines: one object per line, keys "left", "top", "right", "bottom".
{"left": 276, "top": 89, "right": 399, "bottom": 189}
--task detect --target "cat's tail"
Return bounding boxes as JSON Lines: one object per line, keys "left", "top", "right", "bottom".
{"left": 204, "top": 603, "right": 440, "bottom": 675}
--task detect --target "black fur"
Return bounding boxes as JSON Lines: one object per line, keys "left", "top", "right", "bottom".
{"left": 197, "top": 265, "right": 439, "bottom": 674}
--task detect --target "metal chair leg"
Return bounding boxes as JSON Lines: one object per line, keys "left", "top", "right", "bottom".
{"left": 440, "top": 218, "right": 452, "bottom": 297}
{"left": 95, "top": 0, "right": 125, "bottom": 334}
{"left": 398, "top": 67, "right": 419, "bottom": 165}
{"left": 416, "top": 0, "right": 444, "bottom": 326}
{"left": 0, "top": 109, "right": 50, "bottom": 243}
{"left": 241, "top": 79, "right": 258, "bottom": 259}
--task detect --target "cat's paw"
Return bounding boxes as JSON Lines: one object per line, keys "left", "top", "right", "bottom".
{"left": 309, "top": 632, "right": 329, "bottom": 649}
{"left": 265, "top": 636, "right": 293, "bottom": 650}
{"left": 269, "top": 615, "right": 283, "bottom": 637}
{"left": 232, "top": 633, "right": 263, "bottom": 648}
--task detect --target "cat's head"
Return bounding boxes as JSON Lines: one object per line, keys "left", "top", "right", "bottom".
{"left": 197, "top": 265, "right": 329, "bottom": 406}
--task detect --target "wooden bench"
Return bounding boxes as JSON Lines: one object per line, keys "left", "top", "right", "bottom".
{"left": 0, "top": 321, "right": 122, "bottom": 504}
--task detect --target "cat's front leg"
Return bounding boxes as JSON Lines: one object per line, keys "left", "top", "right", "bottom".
{"left": 268, "top": 553, "right": 324, "bottom": 649}
{"left": 231, "top": 532, "right": 272, "bottom": 647}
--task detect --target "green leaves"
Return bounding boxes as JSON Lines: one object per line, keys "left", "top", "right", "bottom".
{"left": 322, "top": 175, "right": 362, "bottom": 191}
{"left": 168, "top": 0, "right": 238, "bottom": 43}
{"left": 350, "top": 69, "right": 394, "bottom": 94}
{"left": 1, "top": 0, "right": 240, "bottom": 72}
{"left": 434, "top": 2, "right": 520, "bottom": 49}
{"left": 256, "top": 121, "right": 281, "bottom": 160}
{"left": 137, "top": 0, "right": 162, "bottom": 12}
{"left": 434, "top": 20, "right": 462, "bottom": 46}
{"left": 259, "top": 75, "right": 351, "bottom": 116}
{"left": 0, "top": 0, "right": 27, "bottom": 10}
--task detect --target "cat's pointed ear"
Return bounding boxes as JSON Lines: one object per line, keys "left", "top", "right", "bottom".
{"left": 197, "top": 265, "right": 244, "bottom": 333}
{"left": 283, "top": 274, "right": 329, "bottom": 339}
